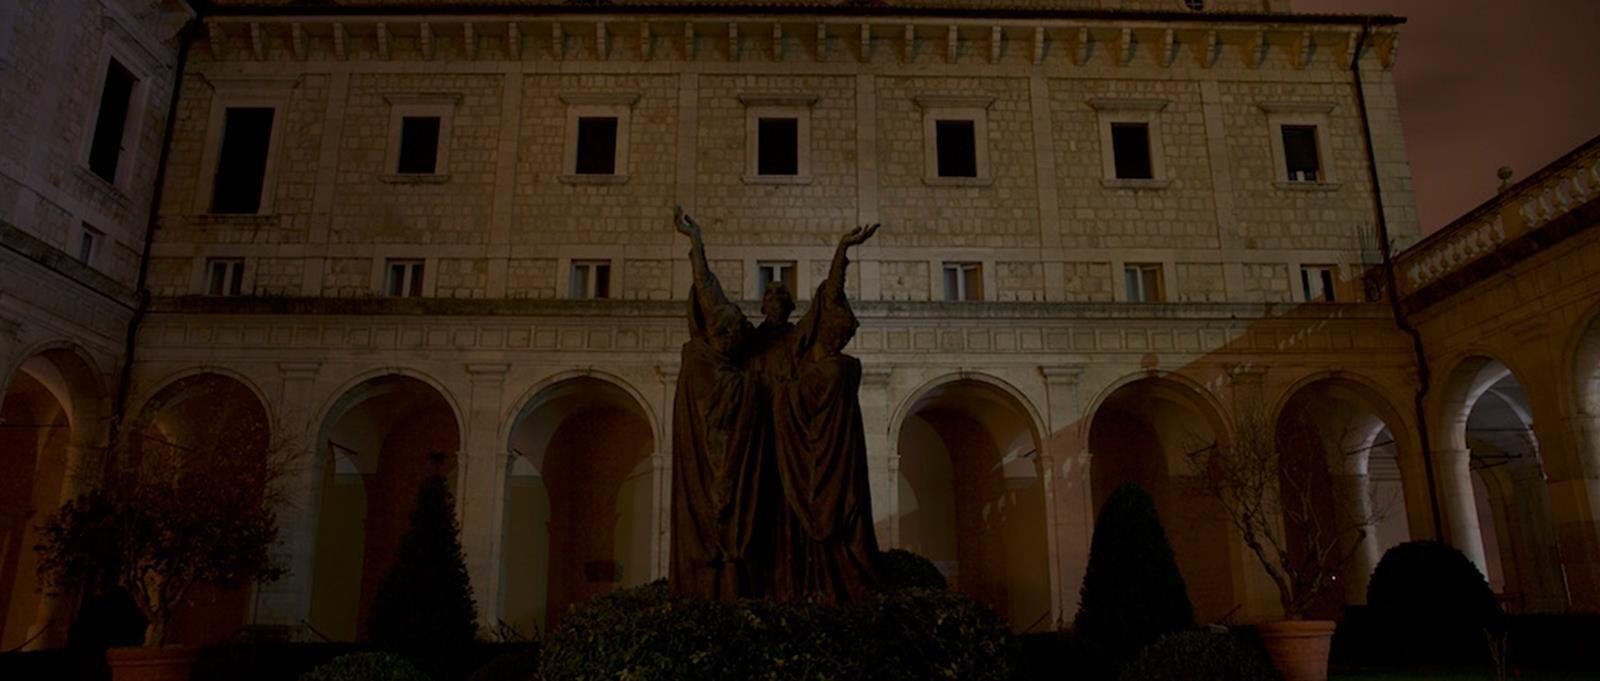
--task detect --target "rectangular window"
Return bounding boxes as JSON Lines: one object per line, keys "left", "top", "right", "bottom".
{"left": 385, "top": 259, "right": 425, "bottom": 298}
{"left": 942, "top": 262, "right": 983, "bottom": 301}
{"left": 1282, "top": 125, "right": 1321, "bottom": 182}
{"left": 935, "top": 120, "right": 978, "bottom": 178}
{"left": 206, "top": 258, "right": 245, "bottom": 296}
{"left": 1124, "top": 264, "right": 1164, "bottom": 302}
{"left": 574, "top": 117, "right": 619, "bottom": 175}
{"left": 395, "top": 116, "right": 441, "bottom": 174}
{"left": 209, "top": 107, "right": 276, "bottom": 214}
{"left": 88, "top": 59, "right": 137, "bottom": 183}
{"left": 1301, "top": 265, "right": 1337, "bottom": 302}
{"left": 1110, "top": 123, "right": 1154, "bottom": 180}
{"left": 78, "top": 224, "right": 102, "bottom": 264}
{"left": 757, "top": 260, "right": 797, "bottom": 293}
{"left": 569, "top": 260, "right": 612, "bottom": 299}
{"left": 756, "top": 118, "right": 800, "bottom": 176}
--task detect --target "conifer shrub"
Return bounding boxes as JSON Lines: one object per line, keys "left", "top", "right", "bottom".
{"left": 876, "top": 548, "right": 948, "bottom": 591}
{"left": 1074, "top": 483, "right": 1196, "bottom": 669}
{"left": 368, "top": 459, "right": 479, "bottom": 679}
{"left": 1365, "top": 540, "right": 1504, "bottom": 666}
{"left": 1119, "top": 630, "right": 1280, "bottom": 681}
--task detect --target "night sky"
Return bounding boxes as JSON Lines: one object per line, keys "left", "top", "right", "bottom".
{"left": 1296, "top": 0, "right": 1600, "bottom": 233}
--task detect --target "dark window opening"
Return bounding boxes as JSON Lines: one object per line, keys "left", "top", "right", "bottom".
{"left": 88, "top": 59, "right": 136, "bottom": 182}
{"left": 1111, "top": 123, "right": 1154, "bottom": 180}
{"left": 935, "top": 120, "right": 978, "bottom": 178}
{"left": 575, "top": 117, "right": 619, "bottom": 175}
{"left": 396, "top": 116, "right": 441, "bottom": 174}
{"left": 209, "top": 107, "right": 275, "bottom": 214}
{"left": 757, "top": 117, "right": 800, "bottom": 176}
{"left": 1283, "top": 125, "right": 1321, "bottom": 182}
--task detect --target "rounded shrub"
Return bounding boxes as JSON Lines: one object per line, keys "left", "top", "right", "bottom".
{"left": 537, "top": 581, "right": 1017, "bottom": 681}
{"left": 1075, "top": 483, "right": 1195, "bottom": 667}
{"left": 876, "top": 548, "right": 948, "bottom": 591}
{"left": 468, "top": 647, "right": 539, "bottom": 681}
{"left": 1365, "top": 540, "right": 1504, "bottom": 665}
{"left": 1119, "top": 630, "right": 1279, "bottom": 681}
{"left": 300, "top": 652, "right": 431, "bottom": 681}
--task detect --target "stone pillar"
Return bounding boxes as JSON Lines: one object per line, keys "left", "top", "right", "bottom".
{"left": 860, "top": 366, "right": 896, "bottom": 546}
{"left": 1544, "top": 413, "right": 1600, "bottom": 611}
{"left": 1040, "top": 365, "right": 1087, "bottom": 623}
{"left": 652, "top": 364, "right": 678, "bottom": 581}
{"left": 253, "top": 362, "right": 322, "bottom": 635}
{"left": 459, "top": 364, "right": 510, "bottom": 633}
{"left": 1436, "top": 447, "right": 1490, "bottom": 576}
{"left": 1336, "top": 471, "right": 1381, "bottom": 605}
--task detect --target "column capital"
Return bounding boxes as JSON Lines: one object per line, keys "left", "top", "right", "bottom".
{"left": 862, "top": 365, "right": 893, "bottom": 387}
{"left": 277, "top": 362, "right": 321, "bottom": 379}
{"left": 1039, "top": 364, "right": 1083, "bottom": 386}
{"left": 466, "top": 363, "right": 510, "bottom": 377}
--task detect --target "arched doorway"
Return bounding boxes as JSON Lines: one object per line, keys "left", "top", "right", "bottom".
{"left": 502, "top": 376, "right": 656, "bottom": 634}
{"left": 0, "top": 348, "right": 101, "bottom": 650}
{"left": 895, "top": 378, "right": 1049, "bottom": 630}
{"left": 131, "top": 372, "right": 272, "bottom": 645}
{"left": 310, "top": 375, "right": 461, "bottom": 640}
{"left": 1087, "top": 377, "right": 1238, "bottom": 623}
{"left": 1273, "top": 377, "right": 1413, "bottom": 611}
{"left": 1439, "top": 358, "right": 1567, "bottom": 613}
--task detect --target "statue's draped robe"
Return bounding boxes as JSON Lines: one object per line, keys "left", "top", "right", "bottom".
{"left": 770, "top": 282, "right": 881, "bottom": 604}
{"left": 668, "top": 285, "right": 773, "bottom": 601}
{"left": 669, "top": 276, "right": 879, "bottom": 605}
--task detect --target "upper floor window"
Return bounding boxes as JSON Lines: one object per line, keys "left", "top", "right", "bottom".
{"left": 757, "top": 260, "right": 797, "bottom": 293}
{"left": 88, "top": 58, "right": 137, "bottom": 183}
{"left": 757, "top": 118, "right": 800, "bottom": 176}
{"left": 206, "top": 258, "right": 245, "bottom": 296}
{"left": 386, "top": 259, "right": 425, "bottom": 298}
{"left": 78, "top": 224, "right": 102, "bottom": 265}
{"left": 916, "top": 95, "right": 993, "bottom": 186}
{"left": 561, "top": 93, "right": 637, "bottom": 183}
{"left": 570, "top": 260, "right": 612, "bottom": 299}
{"left": 396, "top": 116, "right": 441, "bottom": 174}
{"left": 209, "top": 107, "right": 276, "bottom": 214}
{"left": 1282, "top": 125, "right": 1322, "bottom": 183}
{"left": 1301, "top": 265, "right": 1337, "bottom": 302}
{"left": 741, "top": 94, "right": 817, "bottom": 184}
{"left": 1124, "top": 263, "right": 1164, "bottom": 302}
{"left": 942, "top": 262, "right": 983, "bottom": 301}
{"left": 382, "top": 93, "right": 458, "bottom": 181}
{"left": 1111, "top": 123, "right": 1154, "bottom": 180}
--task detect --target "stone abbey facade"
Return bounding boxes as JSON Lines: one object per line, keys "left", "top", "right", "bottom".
{"left": 2, "top": 0, "right": 1597, "bottom": 649}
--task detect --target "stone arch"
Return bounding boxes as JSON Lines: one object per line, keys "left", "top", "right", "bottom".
{"left": 1434, "top": 354, "right": 1567, "bottom": 612}
{"left": 1078, "top": 370, "right": 1233, "bottom": 456}
{"left": 1085, "top": 373, "right": 1239, "bottom": 623}
{"left": 1270, "top": 372, "right": 1416, "bottom": 609}
{"left": 125, "top": 371, "right": 274, "bottom": 646}
{"left": 131, "top": 366, "right": 276, "bottom": 438}
{"left": 501, "top": 374, "right": 658, "bottom": 634}
{"left": 500, "top": 369, "right": 662, "bottom": 455}
{"left": 889, "top": 371, "right": 1048, "bottom": 451}
{"left": 893, "top": 374, "right": 1050, "bottom": 630}
{"left": 1568, "top": 303, "right": 1600, "bottom": 477}
{"left": 307, "top": 373, "right": 464, "bottom": 641}
{"left": 0, "top": 344, "right": 106, "bottom": 651}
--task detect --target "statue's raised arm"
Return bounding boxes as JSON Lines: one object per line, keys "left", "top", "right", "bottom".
{"left": 822, "top": 223, "right": 879, "bottom": 300}
{"left": 675, "top": 205, "right": 738, "bottom": 316}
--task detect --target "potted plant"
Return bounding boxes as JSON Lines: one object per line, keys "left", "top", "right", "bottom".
{"left": 1186, "top": 403, "right": 1384, "bottom": 681}
{"left": 35, "top": 397, "right": 295, "bottom": 681}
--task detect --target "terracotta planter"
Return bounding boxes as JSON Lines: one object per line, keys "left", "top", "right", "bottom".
{"left": 106, "top": 646, "right": 197, "bottom": 681}
{"left": 1256, "top": 620, "right": 1336, "bottom": 681}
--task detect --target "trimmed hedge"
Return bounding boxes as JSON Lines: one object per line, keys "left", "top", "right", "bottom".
{"left": 300, "top": 652, "right": 430, "bottom": 681}
{"left": 1363, "top": 540, "right": 1503, "bottom": 667}
{"left": 1120, "top": 630, "right": 1279, "bottom": 681}
{"left": 876, "top": 548, "right": 949, "bottom": 592}
{"left": 537, "top": 580, "right": 1019, "bottom": 680}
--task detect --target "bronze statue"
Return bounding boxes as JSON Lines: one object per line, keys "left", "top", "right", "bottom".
{"left": 668, "top": 206, "right": 882, "bottom": 605}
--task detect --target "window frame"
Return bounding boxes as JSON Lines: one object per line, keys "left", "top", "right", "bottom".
{"left": 77, "top": 224, "right": 103, "bottom": 266}
{"left": 1299, "top": 264, "right": 1339, "bottom": 303}
{"left": 382, "top": 93, "right": 459, "bottom": 182}
{"left": 941, "top": 261, "right": 984, "bottom": 302}
{"left": 1089, "top": 97, "right": 1172, "bottom": 189}
{"left": 1122, "top": 263, "right": 1167, "bottom": 303}
{"left": 756, "top": 260, "right": 798, "bottom": 296}
{"left": 384, "top": 258, "right": 426, "bottom": 298}
{"left": 740, "top": 94, "right": 817, "bottom": 185}
{"left": 569, "top": 259, "right": 614, "bottom": 300}
{"left": 1261, "top": 101, "right": 1341, "bottom": 191}
{"left": 204, "top": 257, "right": 246, "bottom": 297}
{"left": 80, "top": 43, "right": 152, "bottom": 193}
{"left": 559, "top": 93, "right": 638, "bottom": 184}
{"left": 194, "top": 77, "right": 295, "bottom": 215}
{"left": 915, "top": 95, "right": 994, "bottom": 187}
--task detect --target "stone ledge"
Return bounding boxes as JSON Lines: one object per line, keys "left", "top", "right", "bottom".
{"left": 379, "top": 173, "right": 452, "bottom": 184}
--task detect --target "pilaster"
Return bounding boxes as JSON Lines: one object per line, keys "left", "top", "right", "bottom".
{"left": 459, "top": 362, "right": 510, "bottom": 631}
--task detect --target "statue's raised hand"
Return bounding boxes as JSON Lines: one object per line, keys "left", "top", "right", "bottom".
{"left": 838, "top": 223, "right": 880, "bottom": 248}
{"left": 674, "top": 204, "right": 702, "bottom": 240}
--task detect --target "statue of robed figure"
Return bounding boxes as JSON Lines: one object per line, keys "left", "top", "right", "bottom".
{"left": 668, "top": 206, "right": 882, "bottom": 605}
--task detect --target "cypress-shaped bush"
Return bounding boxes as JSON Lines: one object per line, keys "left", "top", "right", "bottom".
{"left": 1074, "top": 483, "right": 1196, "bottom": 668}
{"left": 368, "top": 456, "right": 479, "bottom": 679}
